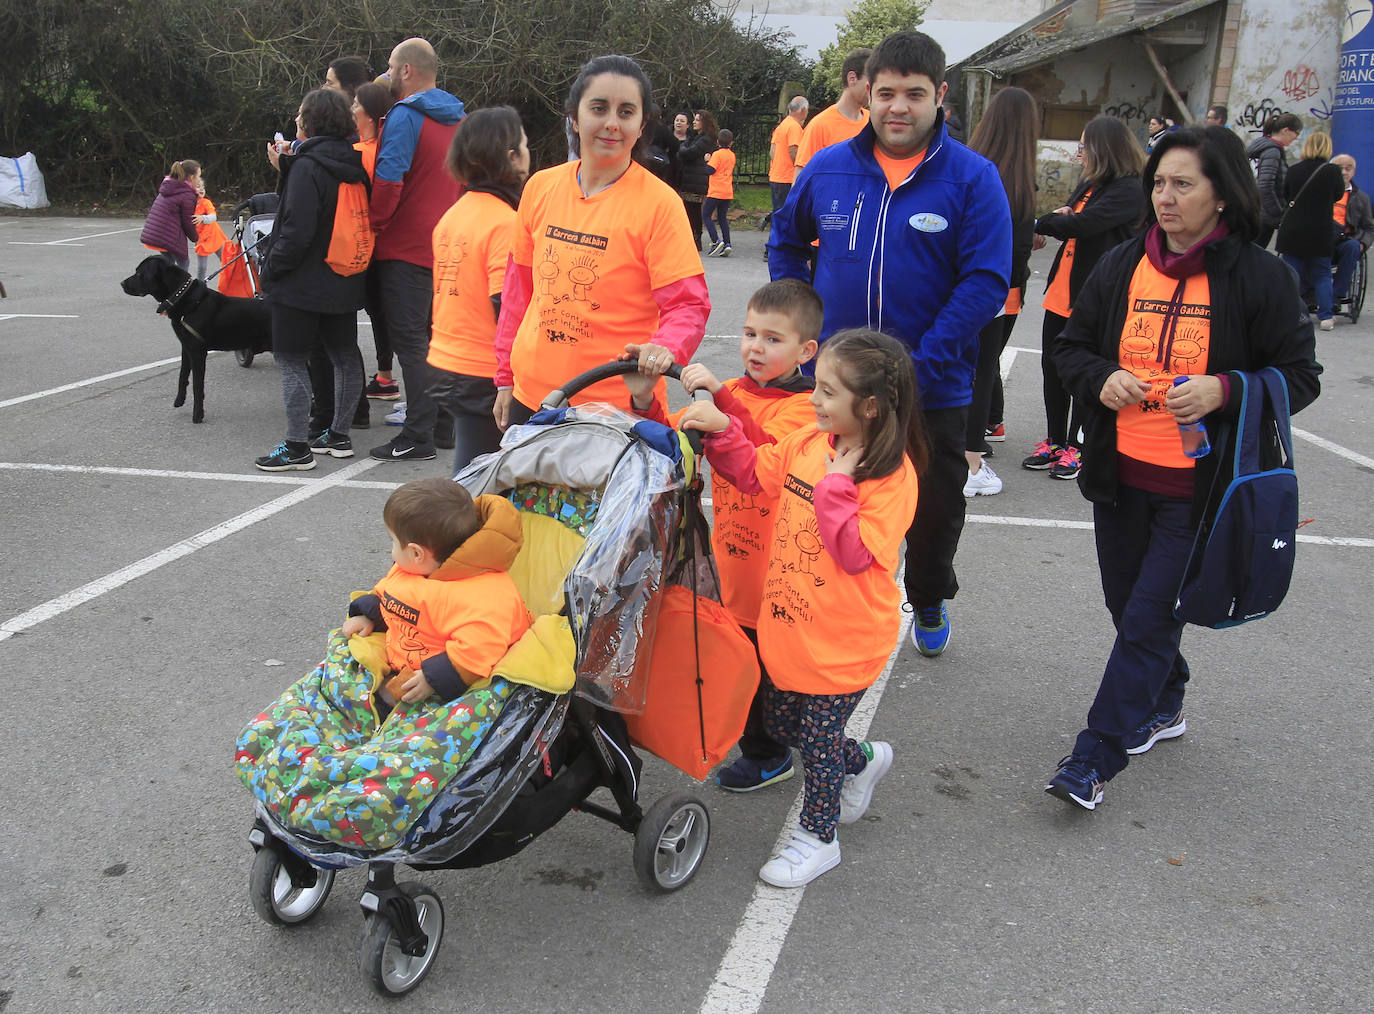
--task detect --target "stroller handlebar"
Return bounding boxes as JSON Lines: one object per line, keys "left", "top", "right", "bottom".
{"left": 539, "top": 360, "right": 712, "bottom": 455}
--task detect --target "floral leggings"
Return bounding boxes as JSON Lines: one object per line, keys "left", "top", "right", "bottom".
{"left": 762, "top": 677, "right": 868, "bottom": 843}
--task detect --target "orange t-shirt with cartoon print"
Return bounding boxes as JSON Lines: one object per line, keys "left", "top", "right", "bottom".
{"left": 370, "top": 566, "right": 532, "bottom": 687}
{"left": 429, "top": 191, "right": 517, "bottom": 379}
{"left": 707, "top": 147, "right": 736, "bottom": 200}
{"left": 1042, "top": 189, "right": 1092, "bottom": 317}
{"left": 1115, "top": 257, "right": 1212, "bottom": 468}
{"left": 751, "top": 427, "right": 918, "bottom": 695}
{"left": 669, "top": 377, "right": 818, "bottom": 629}
{"left": 509, "top": 161, "right": 703, "bottom": 413}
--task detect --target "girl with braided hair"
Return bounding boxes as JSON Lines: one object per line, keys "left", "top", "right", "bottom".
{"left": 681, "top": 328, "right": 927, "bottom": 887}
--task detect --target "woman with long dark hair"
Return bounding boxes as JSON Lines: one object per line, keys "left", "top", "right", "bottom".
{"left": 677, "top": 109, "right": 718, "bottom": 251}
{"left": 491, "top": 55, "right": 709, "bottom": 427}
{"left": 962, "top": 87, "right": 1038, "bottom": 497}
{"left": 1024, "top": 115, "right": 1147, "bottom": 482}
{"left": 1046, "top": 126, "right": 1320, "bottom": 810}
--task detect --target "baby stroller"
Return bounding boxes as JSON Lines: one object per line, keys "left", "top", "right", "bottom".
{"left": 237, "top": 364, "right": 753, "bottom": 996}
{"left": 215, "top": 192, "right": 279, "bottom": 366}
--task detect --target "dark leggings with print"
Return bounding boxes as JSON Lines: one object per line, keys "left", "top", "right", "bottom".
{"left": 762, "top": 677, "right": 868, "bottom": 843}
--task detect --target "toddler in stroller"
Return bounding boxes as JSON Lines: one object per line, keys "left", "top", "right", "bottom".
{"left": 236, "top": 365, "right": 754, "bottom": 996}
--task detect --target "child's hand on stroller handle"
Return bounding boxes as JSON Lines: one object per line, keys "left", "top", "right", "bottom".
{"left": 679, "top": 401, "right": 729, "bottom": 433}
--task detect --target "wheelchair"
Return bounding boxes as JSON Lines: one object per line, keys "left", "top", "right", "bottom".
{"left": 1336, "top": 245, "right": 1367, "bottom": 324}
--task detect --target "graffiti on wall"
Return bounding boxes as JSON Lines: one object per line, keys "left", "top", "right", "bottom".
{"left": 1235, "top": 97, "right": 1288, "bottom": 131}
{"left": 1103, "top": 100, "right": 1147, "bottom": 123}
{"left": 1281, "top": 64, "right": 1321, "bottom": 102}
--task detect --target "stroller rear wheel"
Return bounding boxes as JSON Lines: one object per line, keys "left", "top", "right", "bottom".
{"left": 249, "top": 847, "right": 335, "bottom": 925}
{"left": 634, "top": 791, "right": 710, "bottom": 892}
{"left": 360, "top": 883, "right": 445, "bottom": 996}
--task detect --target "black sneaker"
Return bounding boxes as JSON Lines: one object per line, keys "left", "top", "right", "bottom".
{"left": 365, "top": 374, "right": 401, "bottom": 400}
{"left": 1049, "top": 446, "right": 1081, "bottom": 480}
{"left": 370, "top": 438, "right": 437, "bottom": 461}
{"left": 1123, "top": 710, "right": 1186, "bottom": 755}
{"left": 715, "top": 753, "right": 795, "bottom": 792}
{"left": 309, "top": 429, "right": 354, "bottom": 458}
{"left": 1045, "top": 754, "right": 1105, "bottom": 810}
{"left": 352, "top": 403, "right": 371, "bottom": 429}
{"left": 1021, "top": 440, "right": 1062, "bottom": 470}
{"left": 255, "top": 441, "right": 316, "bottom": 472}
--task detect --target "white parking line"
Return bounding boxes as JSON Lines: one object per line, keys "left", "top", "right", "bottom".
{"left": 961, "top": 512, "right": 1374, "bottom": 547}
{"left": 1293, "top": 426, "right": 1374, "bottom": 471}
{"left": 0, "top": 355, "right": 185, "bottom": 409}
{"left": 0, "top": 314, "right": 79, "bottom": 321}
{"left": 0, "top": 461, "right": 404, "bottom": 490}
{"left": 0, "top": 457, "right": 382, "bottom": 644}
{"left": 700, "top": 610, "right": 914, "bottom": 1014}
{"left": 9, "top": 226, "right": 142, "bottom": 246}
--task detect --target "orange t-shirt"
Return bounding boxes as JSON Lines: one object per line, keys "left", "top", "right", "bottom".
{"left": 707, "top": 147, "right": 736, "bottom": 200}
{"left": 194, "top": 197, "right": 224, "bottom": 257}
{"left": 370, "top": 566, "right": 532, "bottom": 687}
{"left": 1004, "top": 287, "right": 1023, "bottom": 316}
{"left": 873, "top": 148, "right": 926, "bottom": 191}
{"left": 355, "top": 137, "right": 378, "bottom": 180}
{"left": 1041, "top": 189, "right": 1092, "bottom": 317}
{"left": 1334, "top": 191, "right": 1349, "bottom": 229}
{"left": 1115, "top": 256, "right": 1212, "bottom": 468}
{"left": 672, "top": 379, "right": 818, "bottom": 628}
{"left": 769, "top": 117, "right": 804, "bottom": 184}
{"left": 429, "top": 191, "right": 516, "bottom": 379}
{"left": 751, "top": 426, "right": 918, "bottom": 694}
{"left": 794, "top": 105, "right": 870, "bottom": 169}
{"left": 509, "top": 161, "right": 703, "bottom": 413}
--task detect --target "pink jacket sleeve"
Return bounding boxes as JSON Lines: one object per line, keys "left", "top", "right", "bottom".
{"left": 700, "top": 418, "right": 764, "bottom": 494}
{"left": 493, "top": 256, "right": 532, "bottom": 388}
{"left": 813, "top": 474, "right": 876, "bottom": 574}
{"left": 650, "top": 275, "right": 710, "bottom": 363}
{"left": 714, "top": 385, "right": 772, "bottom": 446}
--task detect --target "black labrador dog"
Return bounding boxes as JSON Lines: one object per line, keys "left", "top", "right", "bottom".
{"left": 120, "top": 255, "right": 272, "bottom": 423}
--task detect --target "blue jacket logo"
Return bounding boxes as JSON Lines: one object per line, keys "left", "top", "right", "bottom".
{"left": 909, "top": 212, "right": 948, "bottom": 233}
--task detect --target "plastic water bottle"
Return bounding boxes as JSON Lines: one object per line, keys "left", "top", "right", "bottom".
{"left": 1174, "top": 376, "right": 1211, "bottom": 458}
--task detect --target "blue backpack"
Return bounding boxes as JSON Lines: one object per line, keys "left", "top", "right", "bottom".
{"left": 1174, "top": 368, "right": 1298, "bottom": 628}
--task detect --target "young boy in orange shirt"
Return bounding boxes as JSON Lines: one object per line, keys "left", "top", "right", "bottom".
{"left": 703, "top": 128, "right": 737, "bottom": 257}
{"left": 628, "top": 278, "right": 822, "bottom": 790}
{"left": 340, "top": 477, "right": 532, "bottom": 712}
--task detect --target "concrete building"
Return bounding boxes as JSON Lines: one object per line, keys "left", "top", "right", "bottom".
{"left": 949, "top": 0, "right": 1346, "bottom": 208}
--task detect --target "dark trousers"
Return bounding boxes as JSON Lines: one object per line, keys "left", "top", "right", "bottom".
{"left": 736, "top": 626, "right": 786, "bottom": 761}
{"left": 1040, "top": 310, "right": 1076, "bottom": 448}
{"left": 1334, "top": 238, "right": 1361, "bottom": 301}
{"left": 703, "top": 197, "right": 732, "bottom": 247}
{"left": 1076, "top": 486, "right": 1194, "bottom": 778}
{"left": 428, "top": 368, "right": 503, "bottom": 475}
{"left": 682, "top": 195, "right": 704, "bottom": 250}
{"left": 966, "top": 313, "right": 1018, "bottom": 451}
{"left": 769, "top": 182, "right": 791, "bottom": 214}
{"left": 903, "top": 405, "right": 968, "bottom": 608}
{"left": 1281, "top": 253, "right": 1334, "bottom": 320}
{"left": 375, "top": 259, "right": 438, "bottom": 447}
{"left": 364, "top": 262, "right": 392, "bottom": 374}
{"left": 270, "top": 303, "right": 361, "bottom": 443}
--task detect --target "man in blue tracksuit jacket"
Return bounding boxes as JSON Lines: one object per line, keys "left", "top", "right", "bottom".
{"left": 769, "top": 30, "right": 1011, "bottom": 657}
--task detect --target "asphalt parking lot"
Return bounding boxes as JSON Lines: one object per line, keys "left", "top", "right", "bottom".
{"left": 1, "top": 214, "right": 1371, "bottom": 1014}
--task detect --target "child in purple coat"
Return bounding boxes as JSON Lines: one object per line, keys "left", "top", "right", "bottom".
{"left": 139, "top": 159, "right": 200, "bottom": 270}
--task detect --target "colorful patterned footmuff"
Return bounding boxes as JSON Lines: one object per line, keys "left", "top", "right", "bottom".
{"left": 235, "top": 631, "right": 516, "bottom": 851}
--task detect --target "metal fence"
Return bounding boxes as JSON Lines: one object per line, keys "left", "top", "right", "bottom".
{"left": 717, "top": 112, "right": 779, "bottom": 185}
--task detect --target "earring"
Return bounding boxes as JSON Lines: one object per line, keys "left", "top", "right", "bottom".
{"left": 1217, "top": 205, "right": 1224, "bottom": 212}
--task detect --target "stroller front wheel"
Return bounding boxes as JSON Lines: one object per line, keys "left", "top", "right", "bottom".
{"left": 360, "top": 884, "right": 445, "bottom": 996}
{"left": 634, "top": 791, "right": 710, "bottom": 892}
{"left": 235, "top": 349, "right": 255, "bottom": 367}
{"left": 249, "top": 847, "right": 335, "bottom": 925}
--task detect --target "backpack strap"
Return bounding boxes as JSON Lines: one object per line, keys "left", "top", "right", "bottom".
{"left": 1234, "top": 368, "right": 1294, "bottom": 476}
{"left": 1258, "top": 366, "right": 1295, "bottom": 469}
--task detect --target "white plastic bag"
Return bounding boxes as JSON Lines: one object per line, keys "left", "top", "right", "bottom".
{"left": 0, "top": 152, "right": 51, "bottom": 209}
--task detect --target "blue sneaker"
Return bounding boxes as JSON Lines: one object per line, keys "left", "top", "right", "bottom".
{"left": 910, "top": 602, "right": 951, "bottom": 657}
{"left": 1124, "top": 709, "right": 1186, "bottom": 755}
{"left": 715, "top": 753, "right": 795, "bottom": 792}
{"left": 1045, "top": 754, "right": 1105, "bottom": 810}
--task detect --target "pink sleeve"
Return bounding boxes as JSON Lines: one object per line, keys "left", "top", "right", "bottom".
{"left": 493, "top": 257, "right": 533, "bottom": 388}
{"left": 701, "top": 418, "right": 764, "bottom": 495}
{"left": 650, "top": 274, "right": 710, "bottom": 363}
{"left": 813, "top": 474, "right": 876, "bottom": 574}
{"left": 714, "top": 385, "right": 772, "bottom": 447}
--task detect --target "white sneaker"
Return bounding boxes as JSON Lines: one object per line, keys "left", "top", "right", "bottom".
{"left": 963, "top": 462, "right": 1003, "bottom": 497}
{"left": 1319, "top": 318, "right": 1334, "bottom": 331}
{"left": 384, "top": 402, "right": 407, "bottom": 426}
{"left": 839, "top": 741, "right": 893, "bottom": 823}
{"left": 758, "top": 827, "right": 841, "bottom": 887}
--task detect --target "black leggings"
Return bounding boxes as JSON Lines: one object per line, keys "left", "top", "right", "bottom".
{"left": 1040, "top": 310, "right": 1076, "bottom": 448}
{"left": 965, "top": 313, "right": 1018, "bottom": 452}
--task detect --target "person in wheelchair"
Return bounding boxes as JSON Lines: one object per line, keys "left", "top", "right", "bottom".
{"left": 1331, "top": 153, "right": 1373, "bottom": 308}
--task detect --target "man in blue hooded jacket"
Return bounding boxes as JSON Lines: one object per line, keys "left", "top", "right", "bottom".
{"left": 368, "top": 37, "right": 465, "bottom": 462}
{"left": 769, "top": 30, "right": 1011, "bottom": 657}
